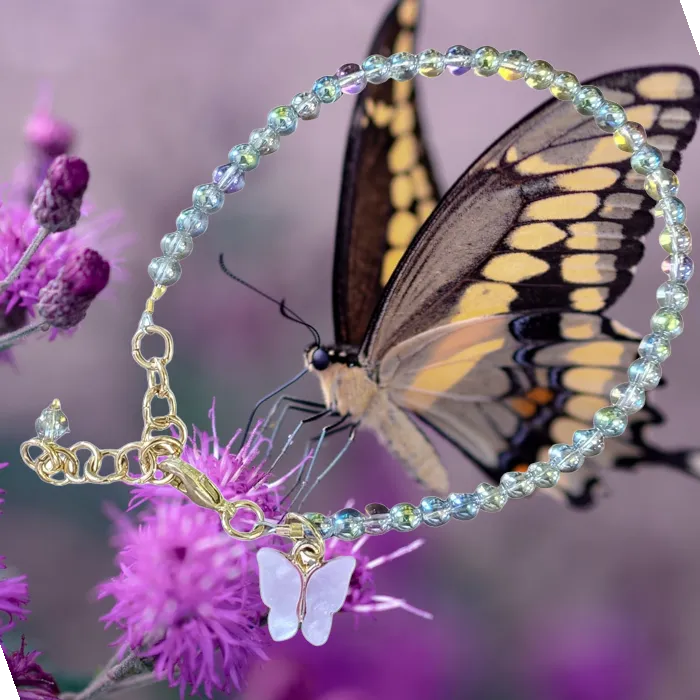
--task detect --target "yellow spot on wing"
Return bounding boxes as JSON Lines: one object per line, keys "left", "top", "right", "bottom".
{"left": 381, "top": 248, "right": 405, "bottom": 285}
{"left": 397, "top": 0, "right": 419, "bottom": 27}
{"left": 505, "top": 146, "right": 519, "bottom": 163}
{"left": 524, "top": 193, "right": 599, "bottom": 221}
{"left": 566, "top": 394, "right": 608, "bottom": 421}
{"left": 636, "top": 72, "right": 694, "bottom": 100}
{"left": 570, "top": 287, "right": 608, "bottom": 312}
{"left": 583, "top": 138, "right": 631, "bottom": 168}
{"left": 551, "top": 417, "right": 588, "bottom": 444}
{"left": 393, "top": 79, "right": 413, "bottom": 102}
{"left": 508, "top": 222, "right": 566, "bottom": 250}
{"left": 411, "top": 165, "right": 434, "bottom": 199}
{"left": 516, "top": 153, "right": 573, "bottom": 175}
{"left": 625, "top": 104, "right": 658, "bottom": 130}
{"left": 390, "top": 174, "right": 414, "bottom": 208}
{"left": 452, "top": 282, "right": 518, "bottom": 322}
{"left": 560, "top": 315, "right": 600, "bottom": 340}
{"left": 417, "top": 199, "right": 436, "bottom": 223}
{"left": 567, "top": 340, "right": 626, "bottom": 366}
{"left": 388, "top": 133, "right": 419, "bottom": 173}
{"left": 561, "top": 254, "right": 616, "bottom": 284}
{"left": 567, "top": 222, "right": 622, "bottom": 251}
{"left": 387, "top": 211, "right": 419, "bottom": 247}
{"left": 483, "top": 252, "right": 549, "bottom": 282}
{"left": 394, "top": 29, "right": 415, "bottom": 56}
{"left": 365, "top": 98, "right": 394, "bottom": 128}
{"left": 390, "top": 103, "right": 416, "bottom": 136}
{"left": 564, "top": 367, "right": 617, "bottom": 394}
{"left": 556, "top": 167, "right": 619, "bottom": 192}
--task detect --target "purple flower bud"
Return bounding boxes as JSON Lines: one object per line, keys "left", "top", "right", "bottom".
{"left": 46, "top": 155, "right": 89, "bottom": 199}
{"left": 37, "top": 249, "right": 110, "bottom": 329}
{"left": 24, "top": 110, "right": 75, "bottom": 159}
{"left": 31, "top": 156, "right": 90, "bottom": 232}
{"left": 6, "top": 638, "right": 61, "bottom": 700}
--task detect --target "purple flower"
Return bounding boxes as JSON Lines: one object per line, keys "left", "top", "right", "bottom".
{"left": 0, "top": 557, "right": 29, "bottom": 638}
{"left": 36, "top": 248, "right": 110, "bottom": 329}
{"left": 24, "top": 87, "right": 75, "bottom": 160}
{"left": 4, "top": 638, "right": 60, "bottom": 700}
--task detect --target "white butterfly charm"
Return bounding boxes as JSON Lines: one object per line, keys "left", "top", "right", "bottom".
{"left": 257, "top": 547, "right": 356, "bottom": 646}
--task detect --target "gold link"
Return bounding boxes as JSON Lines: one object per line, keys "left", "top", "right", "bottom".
{"left": 132, "top": 325, "right": 174, "bottom": 370}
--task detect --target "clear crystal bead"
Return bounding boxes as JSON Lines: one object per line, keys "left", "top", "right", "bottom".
{"left": 572, "top": 428, "right": 606, "bottom": 456}
{"left": 212, "top": 164, "right": 245, "bottom": 194}
{"left": 176, "top": 207, "right": 208, "bottom": 238}
{"left": 448, "top": 492, "right": 479, "bottom": 520}
{"left": 160, "top": 232, "right": 193, "bottom": 260}
{"left": 548, "top": 444, "right": 584, "bottom": 473}
{"left": 475, "top": 483, "right": 508, "bottom": 512}
{"left": 594, "top": 101, "right": 626, "bottom": 133}
{"left": 362, "top": 503, "right": 392, "bottom": 535}
{"left": 35, "top": 401, "right": 70, "bottom": 441}
{"left": 593, "top": 406, "right": 628, "bottom": 437}
{"left": 498, "top": 50, "right": 529, "bottom": 81}
{"left": 645, "top": 167, "right": 679, "bottom": 200}
{"left": 389, "top": 503, "right": 422, "bottom": 531}
{"left": 148, "top": 256, "right": 182, "bottom": 287}
{"left": 291, "top": 91, "right": 322, "bottom": 120}
{"left": 472, "top": 46, "right": 501, "bottom": 77}
{"left": 550, "top": 71, "right": 580, "bottom": 100}
{"left": 527, "top": 462, "right": 560, "bottom": 488}
{"left": 389, "top": 52, "right": 418, "bottom": 81}
{"left": 362, "top": 55, "right": 391, "bottom": 84}
{"left": 249, "top": 127, "right": 280, "bottom": 155}
{"left": 525, "top": 60, "right": 555, "bottom": 89}
{"left": 638, "top": 333, "right": 672, "bottom": 363}
{"left": 500, "top": 471, "right": 536, "bottom": 498}
{"left": 418, "top": 49, "right": 446, "bottom": 77}
{"left": 227, "top": 143, "right": 260, "bottom": 171}
{"left": 267, "top": 106, "right": 298, "bottom": 136}
{"left": 650, "top": 308, "right": 683, "bottom": 339}
{"left": 659, "top": 225, "right": 692, "bottom": 255}
{"left": 445, "top": 45, "right": 472, "bottom": 75}
{"left": 662, "top": 254, "right": 694, "bottom": 283}
{"left": 610, "top": 383, "right": 646, "bottom": 414}
{"left": 192, "top": 183, "right": 224, "bottom": 213}
{"left": 656, "top": 281, "right": 689, "bottom": 311}
{"left": 420, "top": 496, "right": 451, "bottom": 526}
{"left": 628, "top": 358, "right": 662, "bottom": 389}
{"left": 613, "top": 121, "right": 647, "bottom": 153}
{"left": 654, "top": 197, "right": 686, "bottom": 225}
{"left": 573, "top": 86, "right": 604, "bottom": 115}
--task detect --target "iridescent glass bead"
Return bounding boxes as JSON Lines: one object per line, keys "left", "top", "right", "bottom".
{"left": 550, "top": 71, "right": 580, "bottom": 100}
{"left": 525, "top": 60, "right": 555, "bottom": 89}
{"left": 659, "top": 225, "right": 692, "bottom": 254}
{"left": 500, "top": 471, "right": 535, "bottom": 498}
{"left": 656, "top": 281, "right": 689, "bottom": 311}
{"left": 527, "top": 462, "right": 560, "bottom": 488}
{"left": 336, "top": 63, "right": 367, "bottom": 94}
{"left": 362, "top": 55, "right": 391, "bottom": 84}
{"left": 390, "top": 52, "right": 419, "bottom": 81}
{"left": 445, "top": 45, "right": 472, "bottom": 75}
{"left": 609, "top": 383, "right": 646, "bottom": 414}
{"left": 176, "top": 207, "right": 208, "bottom": 238}
{"left": 267, "top": 106, "right": 298, "bottom": 136}
{"left": 35, "top": 402, "right": 69, "bottom": 441}
{"left": 362, "top": 503, "right": 392, "bottom": 535}
{"left": 628, "top": 358, "right": 662, "bottom": 389}
{"left": 390, "top": 503, "right": 422, "bottom": 531}
{"left": 227, "top": 143, "right": 259, "bottom": 171}
{"left": 498, "top": 50, "right": 528, "bottom": 81}
{"left": 475, "top": 483, "right": 507, "bottom": 512}
{"left": 631, "top": 145, "right": 663, "bottom": 174}
{"left": 291, "top": 91, "right": 321, "bottom": 120}
{"left": 593, "top": 406, "right": 628, "bottom": 437}
{"left": 192, "top": 183, "right": 224, "bottom": 213}
{"left": 573, "top": 86, "right": 604, "bottom": 116}
{"left": 420, "top": 496, "right": 451, "bottom": 526}
{"left": 638, "top": 332, "right": 672, "bottom": 362}
{"left": 645, "top": 168, "right": 679, "bottom": 200}
{"left": 333, "top": 508, "right": 364, "bottom": 540}
{"left": 418, "top": 49, "right": 446, "bottom": 77}
{"left": 472, "top": 46, "right": 500, "bottom": 77}
{"left": 662, "top": 254, "right": 694, "bottom": 282}
{"left": 548, "top": 444, "right": 584, "bottom": 473}
{"left": 448, "top": 492, "right": 479, "bottom": 520}
{"left": 212, "top": 164, "right": 245, "bottom": 194}
{"left": 160, "top": 231, "right": 193, "bottom": 260}
{"left": 613, "top": 122, "right": 647, "bottom": 152}
{"left": 249, "top": 127, "right": 280, "bottom": 155}
{"left": 572, "top": 428, "right": 606, "bottom": 456}
{"left": 304, "top": 512, "right": 334, "bottom": 539}
{"left": 313, "top": 75, "right": 342, "bottom": 103}
{"left": 595, "top": 101, "right": 627, "bottom": 133}
{"left": 654, "top": 197, "right": 687, "bottom": 225}
{"left": 148, "top": 256, "right": 182, "bottom": 287}
{"left": 650, "top": 309, "right": 683, "bottom": 338}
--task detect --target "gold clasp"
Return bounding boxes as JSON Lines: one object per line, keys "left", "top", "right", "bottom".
{"left": 160, "top": 457, "right": 225, "bottom": 510}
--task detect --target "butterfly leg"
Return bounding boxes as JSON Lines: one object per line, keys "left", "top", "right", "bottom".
{"left": 291, "top": 422, "right": 359, "bottom": 510}
{"left": 261, "top": 396, "right": 326, "bottom": 458}
{"left": 266, "top": 407, "right": 333, "bottom": 476}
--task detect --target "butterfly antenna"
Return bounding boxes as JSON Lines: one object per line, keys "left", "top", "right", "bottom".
{"left": 219, "top": 253, "right": 321, "bottom": 345}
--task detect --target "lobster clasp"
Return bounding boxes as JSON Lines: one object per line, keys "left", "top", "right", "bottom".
{"left": 161, "top": 457, "right": 225, "bottom": 511}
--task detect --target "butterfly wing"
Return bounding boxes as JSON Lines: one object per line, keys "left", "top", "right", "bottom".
{"left": 362, "top": 66, "right": 700, "bottom": 500}
{"left": 257, "top": 548, "right": 303, "bottom": 642}
{"left": 333, "top": 0, "right": 440, "bottom": 347}
{"left": 301, "top": 556, "right": 356, "bottom": 646}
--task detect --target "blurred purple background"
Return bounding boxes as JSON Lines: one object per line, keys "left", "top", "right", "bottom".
{"left": 1, "top": 1, "right": 699, "bottom": 698}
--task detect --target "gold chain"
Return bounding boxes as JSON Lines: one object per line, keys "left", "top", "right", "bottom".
{"left": 19, "top": 285, "right": 269, "bottom": 542}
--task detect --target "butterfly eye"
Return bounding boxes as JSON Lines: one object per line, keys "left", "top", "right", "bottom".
{"left": 311, "top": 348, "right": 330, "bottom": 371}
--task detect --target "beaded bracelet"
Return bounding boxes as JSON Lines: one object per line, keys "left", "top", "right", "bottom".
{"left": 20, "top": 45, "right": 692, "bottom": 645}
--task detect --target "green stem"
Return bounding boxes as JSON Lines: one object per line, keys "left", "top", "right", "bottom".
{"left": 0, "top": 320, "right": 48, "bottom": 351}
{"left": 0, "top": 227, "right": 50, "bottom": 294}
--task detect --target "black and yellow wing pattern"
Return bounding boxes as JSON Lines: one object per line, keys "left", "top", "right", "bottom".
{"left": 333, "top": 2, "right": 700, "bottom": 504}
